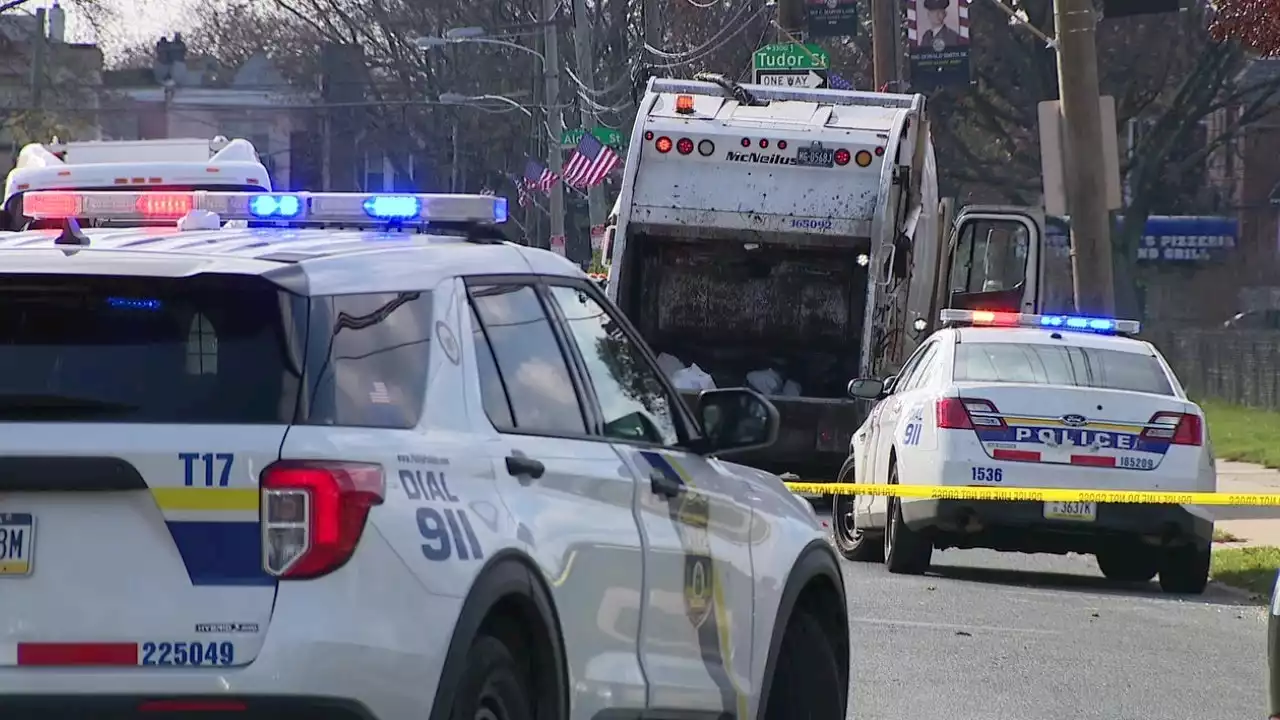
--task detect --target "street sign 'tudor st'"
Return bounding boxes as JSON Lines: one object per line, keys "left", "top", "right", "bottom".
{"left": 752, "top": 43, "right": 830, "bottom": 86}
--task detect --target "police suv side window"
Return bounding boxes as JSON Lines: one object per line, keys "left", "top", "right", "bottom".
{"left": 468, "top": 283, "right": 587, "bottom": 435}
{"left": 302, "top": 292, "right": 433, "bottom": 429}
{"left": 545, "top": 283, "right": 680, "bottom": 446}
{"left": 469, "top": 304, "right": 515, "bottom": 431}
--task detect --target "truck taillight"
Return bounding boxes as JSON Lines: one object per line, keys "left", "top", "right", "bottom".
{"left": 655, "top": 136, "right": 673, "bottom": 153}
{"left": 677, "top": 138, "right": 694, "bottom": 155}
{"left": 1142, "top": 412, "right": 1203, "bottom": 446}
{"left": 261, "top": 460, "right": 385, "bottom": 579}
{"left": 937, "top": 398, "right": 1003, "bottom": 430}
{"left": 834, "top": 149, "right": 851, "bottom": 166}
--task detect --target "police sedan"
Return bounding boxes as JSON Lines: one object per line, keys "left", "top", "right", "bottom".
{"left": 833, "top": 309, "right": 1215, "bottom": 594}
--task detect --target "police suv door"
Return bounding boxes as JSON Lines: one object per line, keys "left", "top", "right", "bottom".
{"left": 540, "top": 280, "right": 756, "bottom": 719}
{"left": 461, "top": 278, "right": 649, "bottom": 720}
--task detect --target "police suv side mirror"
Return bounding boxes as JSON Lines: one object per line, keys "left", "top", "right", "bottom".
{"left": 847, "top": 377, "right": 886, "bottom": 400}
{"left": 693, "top": 388, "right": 779, "bottom": 457}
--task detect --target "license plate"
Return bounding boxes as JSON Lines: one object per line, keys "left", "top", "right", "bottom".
{"left": 796, "top": 147, "right": 835, "bottom": 167}
{"left": 1043, "top": 502, "right": 1096, "bottom": 522}
{"left": 0, "top": 513, "right": 34, "bottom": 575}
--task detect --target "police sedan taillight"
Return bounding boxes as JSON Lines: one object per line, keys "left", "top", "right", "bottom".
{"left": 936, "top": 398, "right": 1004, "bottom": 430}
{"left": 1141, "top": 412, "right": 1203, "bottom": 446}
{"left": 260, "top": 460, "right": 385, "bottom": 579}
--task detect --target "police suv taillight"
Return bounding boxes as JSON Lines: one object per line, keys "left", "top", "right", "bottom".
{"left": 261, "top": 460, "right": 385, "bottom": 579}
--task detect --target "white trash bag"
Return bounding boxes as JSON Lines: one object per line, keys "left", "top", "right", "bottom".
{"left": 655, "top": 352, "right": 685, "bottom": 379}
{"left": 672, "top": 363, "right": 716, "bottom": 390}
{"left": 745, "top": 368, "right": 784, "bottom": 395}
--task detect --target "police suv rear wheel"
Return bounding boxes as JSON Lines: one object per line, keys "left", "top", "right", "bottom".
{"left": 1158, "top": 541, "right": 1211, "bottom": 595}
{"left": 763, "top": 607, "right": 844, "bottom": 720}
{"left": 832, "top": 458, "right": 883, "bottom": 562}
{"left": 449, "top": 635, "right": 534, "bottom": 720}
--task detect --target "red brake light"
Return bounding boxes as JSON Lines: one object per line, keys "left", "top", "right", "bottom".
{"left": 261, "top": 460, "right": 385, "bottom": 579}
{"left": 136, "top": 193, "right": 193, "bottom": 217}
{"left": 1142, "top": 412, "right": 1203, "bottom": 446}
{"left": 937, "top": 398, "right": 1003, "bottom": 430}
{"left": 23, "top": 191, "right": 78, "bottom": 217}
{"left": 655, "top": 136, "right": 673, "bottom": 153}
{"left": 970, "top": 310, "right": 1020, "bottom": 325}
{"left": 834, "top": 149, "right": 851, "bottom": 166}
{"left": 936, "top": 398, "right": 972, "bottom": 429}
{"left": 676, "top": 137, "right": 694, "bottom": 155}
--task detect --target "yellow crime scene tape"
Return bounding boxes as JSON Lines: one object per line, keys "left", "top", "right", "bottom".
{"left": 782, "top": 482, "right": 1280, "bottom": 506}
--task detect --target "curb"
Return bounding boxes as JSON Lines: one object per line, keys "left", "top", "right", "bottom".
{"left": 1208, "top": 579, "right": 1269, "bottom": 605}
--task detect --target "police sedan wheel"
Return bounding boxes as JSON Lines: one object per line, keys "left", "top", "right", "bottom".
{"left": 883, "top": 462, "right": 932, "bottom": 575}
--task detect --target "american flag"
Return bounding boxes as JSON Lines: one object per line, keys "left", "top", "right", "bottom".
{"left": 562, "top": 132, "right": 620, "bottom": 189}
{"left": 828, "top": 72, "right": 855, "bottom": 91}
{"left": 518, "top": 158, "right": 556, "bottom": 207}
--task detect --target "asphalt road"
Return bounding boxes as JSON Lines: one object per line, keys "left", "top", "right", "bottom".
{"left": 841, "top": 545, "right": 1268, "bottom": 719}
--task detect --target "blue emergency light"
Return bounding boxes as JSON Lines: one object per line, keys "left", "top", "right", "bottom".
{"left": 939, "top": 308, "right": 1141, "bottom": 335}
{"left": 249, "top": 194, "right": 303, "bottom": 219}
{"left": 21, "top": 190, "right": 508, "bottom": 227}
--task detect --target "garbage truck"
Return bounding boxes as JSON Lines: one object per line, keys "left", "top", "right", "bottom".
{"left": 603, "top": 75, "right": 1065, "bottom": 490}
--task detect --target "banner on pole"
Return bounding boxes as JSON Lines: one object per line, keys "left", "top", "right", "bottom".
{"left": 906, "top": 0, "right": 971, "bottom": 88}
{"left": 805, "top": 0, "right": 859, "bottom": 37}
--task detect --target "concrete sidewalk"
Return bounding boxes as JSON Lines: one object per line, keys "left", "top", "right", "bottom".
{"left": 1206, "top": 460, "right": 1280, "bottom": 547}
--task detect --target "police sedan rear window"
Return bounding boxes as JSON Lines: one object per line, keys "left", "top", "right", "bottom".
{"left": 953, "top": 342, "right": 1174, "bottom": 396}
{"left": 0, "top": 273, "right": 304, "bottom": 423}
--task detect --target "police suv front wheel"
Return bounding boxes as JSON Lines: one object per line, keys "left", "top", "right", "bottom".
{"left": 763, "top": 608, "right": 845, "bottom": 720}
{"left": 449, "top": 634, "right": 535, "bottom": 720}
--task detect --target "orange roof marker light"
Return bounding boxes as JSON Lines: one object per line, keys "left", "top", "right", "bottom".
{"left": 674, "top": 95, "right": 696, "bottom": 115}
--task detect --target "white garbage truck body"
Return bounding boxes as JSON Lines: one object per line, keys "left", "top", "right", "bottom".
{"left": 605, "top": 77, "right": 1049, "bottom": 484}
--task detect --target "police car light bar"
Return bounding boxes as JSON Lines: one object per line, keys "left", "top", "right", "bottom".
{"left": 21, "top": 190, "right": 509, "bottom": 226}
{"left": 938, "top": 309, "right": 1141, "bottom": 335}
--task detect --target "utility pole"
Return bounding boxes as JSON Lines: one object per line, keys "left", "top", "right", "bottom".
{"left": 643, "top": 0, "right": 662, "bottom": 51}
{"left": 543, "top": 0, "right": 566, "bottom": 252}
{"left": 30, "top": 7, "right": 47, "bottom": 111}
{"left": 1054, "top": 0, "right": 1114, "bottom": 314}
{"left": 777, "top": 0, "right": 804, "bottom": 38}
{"left": 571, "top": 0, "right": 606, "bottom": 260}
{"left": 871, "top": 0, "right": 898, "bottom": 89}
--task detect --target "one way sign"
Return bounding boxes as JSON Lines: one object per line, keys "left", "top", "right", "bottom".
{"left": 753, "top": 69, "right": 828, "bottom": 88}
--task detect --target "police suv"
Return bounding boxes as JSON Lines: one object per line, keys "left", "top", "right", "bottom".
{"left": 0, "top": 190, "right": 848, "bottom": 720}
{"left": 833, "top": 309, "right": 1215, "bottom": 594}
